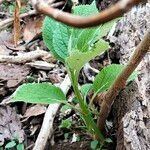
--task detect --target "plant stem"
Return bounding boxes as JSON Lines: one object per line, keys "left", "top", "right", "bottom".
{"left": 69, "top": 69, "right": 105, "bottom": 143}
{"left": 97, "top": 29, "right": 150, "bottom": 132}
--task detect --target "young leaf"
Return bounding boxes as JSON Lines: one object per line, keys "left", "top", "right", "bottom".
{"left": 99, "top": 18, "right": 120, "bottom": 38}
{"left": 105, "top": 138, "right": 113, "bottom": 143}
{"left": 76, "top": 28, "right": 98, "bottom": 52}
{"left": 5, "top": 141, "right": 16, "bottom": 149}
{"left": 12, "top": 83, "right": 66, "bottom": 104}
{"left": 60, "top": 105, "right": 72, "bottom": 113}
{"left": 17, "top": 143, "right": 24, "bottom": 150}
{"left": 64, "top": 133, "right": 69, "bottom": 140}
{"left": 93, "top": 64, "right": 138, "bottom": 93}
{"left": 73, "top": 1, "right": 98, "bottom": 16}
{"left": 59, "top": 118, "right": 72, "bottom": 129}
{"left": 66, "top": 40, "right": 109, "bottom": 72}
{"left": 42, "top": 2, "right": 100, "bottom": 62}
{"left": 80, "top": 83, "right": 93, "bottom": 97}
{"left": 52, "top": 23, "right": 71, "bottom": 61}
{"left": 72, "top": 2, "right": 99, "bottom": 51}
{"left": 90, "top": 140, "right": 99, "bottom": 150}
{"left": 42, "top": 17, "right": 64, "bottom": 61}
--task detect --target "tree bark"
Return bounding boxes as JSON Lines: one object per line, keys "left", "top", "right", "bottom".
{"left": 109, "top": 2, "right": 150, "bottom": 150}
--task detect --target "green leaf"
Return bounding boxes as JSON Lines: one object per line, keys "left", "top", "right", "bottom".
{"left": 80, "top": 84, "right": 93, "bottom": 97}
{"left": 60, "top": 105, "right": 72, "bottom": 113}
{"left": 73, "top": 1, "right": 98, "bottom": 16}
{"left": 59, "top": 118, "right": 72, "bottom": 129}
{"left": 12, "top": 83, "right": 66, "bottom": 104}
{"left": 5, "top": 141, "right": 16, "bottom": 149}
{"left": 0, "top": 147, "right": 3, "bottom": 150}
{"left": 66, "top": 40, "right": 109, "bottom": 72}
{"left": 90, "top": 140, "right": 99, "bottom": 150}
{"left": 42, "top": 1, "right": 118, "bottom": 68}
{"left": 52, "top": 23, "right": 71, "bottom": 61}
{"left": 99, "top": 18, "right": 121, "bottom": 38}
{"left": 93, "top": 64, "right": 138, "bottom": 93}
{"left": 42, "top": 2, "right": 99, "bottom": 62}
{"left": 105, "top": 138, "right": 113, "bottom": 143}
{"left": 64, "top": 133, "right": 69, "bottom": 140}
{"left": 42, "top": 17, "right": 63, "bottom": 61}
{"left": 17, "top": 143, "right": 24, "bottom": 150}
{"left": 72, "top": 2, "right": 99, "bottom": 50}
{"left": 76, "top": 28, "right": 98, "bottom": 52}
{"left": 127, "top": 70, "right": 138, "bottom": 82}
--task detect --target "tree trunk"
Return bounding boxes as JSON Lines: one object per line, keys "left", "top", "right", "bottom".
{"left": 108, "top": 1, "right": 150, "bottom": 150}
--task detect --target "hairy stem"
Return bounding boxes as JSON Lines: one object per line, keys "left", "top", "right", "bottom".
{"left": 97, "top": 29, "right": 150, "bottom": 131}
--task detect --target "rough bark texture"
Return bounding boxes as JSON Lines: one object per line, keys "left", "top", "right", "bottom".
{"left": 109, "top": 2, "right": 150, "bottom": 150}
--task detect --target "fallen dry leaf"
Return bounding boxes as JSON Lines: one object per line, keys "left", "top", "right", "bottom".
{"left": 0, "top": 87, "right": 6, "bottom": 96}
{"left": 23, "top": 17, "right": 43, "bottom": 42}
{"left": 0, "top": 31, "right": 13, "bottom": 55}
{"left": 0, "top": 105, "right": 24, "bottom": 146}
{"left": 0, "top": 63, "right": 30, "bottom": 88}
{"left": 23, "top": 104, "right": 46, "bottom": 118}
{"left": 48, "top": 73, "right": 64, "bottom": 83}
{"left": 13, "top": 0, "right": 21, "bottom": 47}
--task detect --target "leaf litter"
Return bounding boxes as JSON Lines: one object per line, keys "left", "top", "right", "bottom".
{"left": 0, "top": 105, "right": 24, "bottom": 146}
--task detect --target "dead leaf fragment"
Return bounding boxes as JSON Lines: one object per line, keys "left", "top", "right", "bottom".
{"left": 23, "top": 104, "right": 47, "bottom": 118}
{"left": 0, "top": 63, "right": 30, "bottom": 88}
{"left": 0, "top": 105, "right": 24, "bottom": 146}
{"left": 23, "top": 17, "right": 43, "bottom": 42}
{"left": 0, "top": 31, "right": 13, "bottom": 55}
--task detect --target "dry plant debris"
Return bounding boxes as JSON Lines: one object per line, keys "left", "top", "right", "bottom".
{"left": 13, "top": 0, "right": 21, "bottom": 47}
{"left": 23, "top": 104, "right": 47, "bottom": 119}
{"left": 0, "top": 105, "right": 24, "bottom": 146}
{"left": 0, "top": 63, "right": 30, "bottom": 88}
{"left": 23, "top": 16, "right": 43, "bottom": 42}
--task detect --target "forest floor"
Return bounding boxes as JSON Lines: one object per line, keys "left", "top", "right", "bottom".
{"left": 1, "top": 0, "right": 147, "bottom": 150}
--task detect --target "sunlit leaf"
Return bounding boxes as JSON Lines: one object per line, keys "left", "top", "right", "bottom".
{"left": 93, "top": 64, "right": 138, "bottom": 93}
{"left": 66, "top": 40, "right": 109, "bottom": 72}
{"left": 5, "top": 141, "right": 16, "bottom": 149}
{"left": 12, "top": 83, "right": 66, "bottom": 104}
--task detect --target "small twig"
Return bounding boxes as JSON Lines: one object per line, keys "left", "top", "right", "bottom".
{"left": 0, "top": 2, "right": 64, "bottom": 30}
{"left": 97, "top": 29, "right": 150, "bottom": 132}
{"left": 0, "top": 49, "right": 51, "bottom": 63}
{"left": 31, "top": 0, "right": 145, "bottom": 28}
{"left": 33, "top": 75, "right": 71, "bottom": 150}
{"left": 0, "top": 10, "right": 36, "bottom": 30}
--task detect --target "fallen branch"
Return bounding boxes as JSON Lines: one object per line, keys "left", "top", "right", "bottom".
{"left": 97, "top": 29, "right": 150, "bottom": 132}
{"left": 33, "top": 75, "right": 71, "bottom": 150}
{"left": 31, "top": 0, "right": 145, "bottom": 28}
{"left": 0, "top": 49, "right": 51, "bottom": 63}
